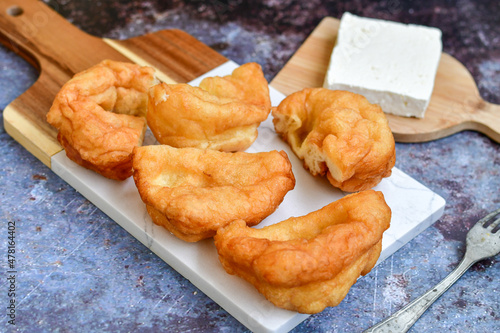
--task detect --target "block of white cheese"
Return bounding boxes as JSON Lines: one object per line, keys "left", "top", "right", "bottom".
{"left": 324, "top": 12, "right": 442, "bottom": 118}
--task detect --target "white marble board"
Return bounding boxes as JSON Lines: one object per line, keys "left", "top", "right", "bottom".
{"left": 50, "top": 61, "right": 446, "bottom": 333}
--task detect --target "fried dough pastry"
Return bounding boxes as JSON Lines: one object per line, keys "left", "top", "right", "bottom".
{"left": 214, "top": 190, "right": 391, "bottom": 314}
{"left": 132, "top": 145, "right": 295, "bottom": 242}
{"left": 147, "top": 62, "right": 271, "bottom": 152}
{"left": 272, "top": 88, "right": 396, "bottom": 192}
{"left": 47, "top": 60, "right": 157, "bottom": 180}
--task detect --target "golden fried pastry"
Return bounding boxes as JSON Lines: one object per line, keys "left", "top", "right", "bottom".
{"left": 132, "top": 145, "right": 295, "bottom": 242}
{"left": 214, "top": 190, "right": 391, "bottom": 314}
{"left": 147, "top": 62, "right": 271, "bottom": 152}
{"left": 272, "top": 88, "right": 396, "bottom": 192}
{"left": 47, "top": 60, "right": 157, "bottom": 180}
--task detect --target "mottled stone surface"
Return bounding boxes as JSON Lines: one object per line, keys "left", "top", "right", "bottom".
{"left": 1, "top": 0, "right": 499, "bottom": 332}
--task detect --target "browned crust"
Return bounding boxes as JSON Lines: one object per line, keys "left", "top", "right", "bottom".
{"left": 46, "top": 60, "right": 156, "bottom": 180}
{"left": 146, "top": 62, "right": 271, "bottom": 152}
{"left": 132, "top": 145, "right": 296, "bottom": 242}
{"left": 214, "top": 190, "right": 391, "bottom": 313}
{"left": 272, "top": 88, "right": 396, "bottom": 192}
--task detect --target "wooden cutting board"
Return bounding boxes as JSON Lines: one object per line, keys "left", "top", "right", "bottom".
{"left": 0, "top": 0, "right": 228, "bottom": 168}
{"left": 271, "top": 17, "right": 500, "bottom": 143}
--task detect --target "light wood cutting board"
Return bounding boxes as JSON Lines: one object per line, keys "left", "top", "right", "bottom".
{"left": 0, "top": 0, "right": 227, "bottom": 168}
{"left": 270, "top": 17, "right": 500, "bottom": 143}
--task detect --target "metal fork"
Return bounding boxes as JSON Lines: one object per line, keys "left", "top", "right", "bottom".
{"left": 364, "top": 208, "right": 500, "bottom": 333}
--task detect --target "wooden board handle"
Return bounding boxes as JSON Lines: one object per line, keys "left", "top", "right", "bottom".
{"left": 470, "top": 101, "right": 500, "bottom": 143}
{"left": 0, "top": 0, "right": 130, "bottom": 73}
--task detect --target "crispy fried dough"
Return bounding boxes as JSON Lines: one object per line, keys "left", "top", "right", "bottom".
{"left": 272, "top": 88, "right": 396, "bottom": 192}
{"left": 132, "top": 145, "right": 295, "bottom": 242}
{"left": 146, "top": 62, "right": 271, "bottom": 152}
{"left": 47, "top": 60, "right": 157, "bottom": 180}
{"left": 214, "top": 190, "right": 391, "bottom": 313}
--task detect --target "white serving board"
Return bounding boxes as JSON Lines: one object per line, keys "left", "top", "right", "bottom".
{"left": 51, "top": 61, "right": 445, "bottom": 333}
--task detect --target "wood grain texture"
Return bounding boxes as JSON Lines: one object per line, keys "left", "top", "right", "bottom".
{"left": 270, "top": 17, "right": 500, "bottom": 143}
{"left": 0, "top": 0, "right": 227, "bottom": 167}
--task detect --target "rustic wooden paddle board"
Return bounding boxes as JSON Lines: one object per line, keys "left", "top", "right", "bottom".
{"left": 270, "top": 17, "right": 500, "bottom": 143}
{"left": 0, "top": 0, "right": 227, "bottom": 168}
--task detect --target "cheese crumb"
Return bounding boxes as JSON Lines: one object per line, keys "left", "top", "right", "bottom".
{"left": 324, "top": 12, "right": 442, "bottom": 118}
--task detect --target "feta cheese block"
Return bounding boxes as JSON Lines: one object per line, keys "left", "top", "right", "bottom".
{"left": 324, "top": 12, "right": 442, "bottom": 118}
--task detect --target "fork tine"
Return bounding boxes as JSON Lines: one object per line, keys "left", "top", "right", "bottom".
{"left": 478, "top": 208, "right": 500, "bottom": 230}
{"left": 487, "top": 217, "right": 500, "bottom": 233}
{"left": 487, "top": 217, "right": 500, "bottom": 232}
